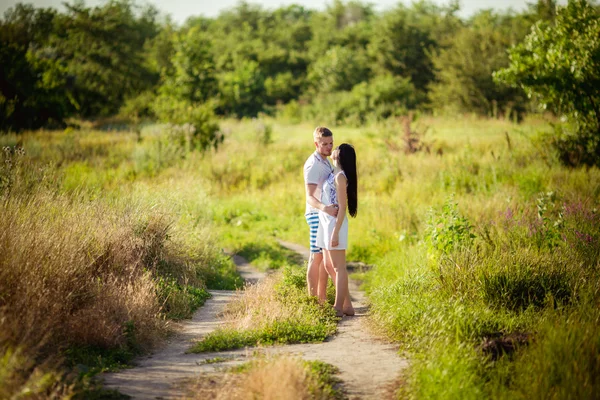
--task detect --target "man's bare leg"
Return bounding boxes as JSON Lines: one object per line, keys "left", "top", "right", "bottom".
{"left": 317, "top": 257, "right": 329, "bottom": 303}
{"left": 307, "top": 252, "right": 323, "bottom": 297}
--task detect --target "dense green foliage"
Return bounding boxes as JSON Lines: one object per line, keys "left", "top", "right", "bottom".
{"left": 1, "top": 0, "right": 565, "bottom": 132}
{"left": 496, "top": 0, "right": 600, "bottom": 166}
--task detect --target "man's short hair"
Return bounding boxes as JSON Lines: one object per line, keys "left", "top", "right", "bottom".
{"left": 313, "top": 126, "right": 333, "bottom": 141}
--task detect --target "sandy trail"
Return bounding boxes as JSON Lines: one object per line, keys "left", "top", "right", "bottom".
{"left": 102, "top": 243, "right": 407, "bottom": 399}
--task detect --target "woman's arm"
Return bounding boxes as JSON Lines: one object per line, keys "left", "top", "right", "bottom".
{"left": 331, "top": 173, "right": 347, "bottom": 247}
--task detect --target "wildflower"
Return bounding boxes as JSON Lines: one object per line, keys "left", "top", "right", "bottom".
{"left": 574, "top": 230, "right": 594, "bottom": 245}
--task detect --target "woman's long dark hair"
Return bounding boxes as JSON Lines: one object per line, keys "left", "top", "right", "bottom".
{"left": 338, "top": 143, "right": 357, "bottom": 217}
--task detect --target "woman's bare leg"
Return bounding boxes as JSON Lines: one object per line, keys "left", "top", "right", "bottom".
{"left": 320, "top": 250, "right": 337, "bottom": 303}
{"left": 329, "top": 249, "right": 352, "bottom": 316}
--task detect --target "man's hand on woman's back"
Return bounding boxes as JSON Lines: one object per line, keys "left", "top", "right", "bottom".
{"left": 324, "top": 204, "right": 339, "bottom": 217}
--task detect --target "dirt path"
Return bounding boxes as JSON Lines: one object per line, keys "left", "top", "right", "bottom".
{"left": 102, "top": 243, "right": 407, "bottom": 399}
{"left": 273, "top": 241, "right": 408, "bottom": 399}
{"left": 101, "top": 257, "right": 266, "bottom": 399}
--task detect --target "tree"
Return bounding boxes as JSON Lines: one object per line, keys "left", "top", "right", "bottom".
{"left": 368, "top": 5, "right": 438, "bottom": 99}
{"left": 159, "top": 27, "right": 217, "bottom": 104}
{"left": 51, "top": 0, "right": 159, "bottom": 117}
{"left": 494, "top": 0, "right": 600, "bottom": 166}
{"left": 217, "top": 59, "right": 265, "bottom": 117}
{"left": 430, "top": 10, "right": 529, "bottom": 119}
{"left": 0, "top": 4, "right": 71, "bottom": 131}
{"left": 307, "top": 45, "right": 369, "bottom": 93}
{"left": 153, "top": 27, "right": 221, "bottom": 151}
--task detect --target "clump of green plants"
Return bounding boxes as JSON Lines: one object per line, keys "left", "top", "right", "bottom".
{"left": 156, "top": 277, "right": 211, "bottom": 320}
{"left": 425, "top": 196, "right": 476, "bottom": 259}
{"left": 190, "top": 268, "right": 338, "bottom": 353}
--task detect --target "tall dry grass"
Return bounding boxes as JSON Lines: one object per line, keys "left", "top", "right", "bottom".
{"left": 0, "top": 189, "right": 169, "bottom": 355}
{"left": 0, "top": 146, "right": 223, "bottom": 397}
{"left": 221, "top": 274, "right": 303, "bottom": 330}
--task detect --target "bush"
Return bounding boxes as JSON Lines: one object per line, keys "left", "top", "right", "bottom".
{"left": 119, "top": 90, "right": 157, "bottom": 120}
{"left": 425, "top": 196, "right": 476, "bottom": 257}
{"left": 303, "top": 75, "right": 417, "bottom": 126}
{"left": 153, "top": 97, "right": 222, "bottom": 152}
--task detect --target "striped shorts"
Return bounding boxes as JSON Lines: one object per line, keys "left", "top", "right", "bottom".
{"left": 305, "top": 212, "right": 322, "bottom": 254}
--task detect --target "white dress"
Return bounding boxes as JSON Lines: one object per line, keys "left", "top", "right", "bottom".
{"left": 316, "top": 171, "right": 349, "bottom": 250}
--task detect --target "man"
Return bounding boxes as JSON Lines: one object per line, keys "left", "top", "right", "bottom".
{"left": 304, "top": 126, "right": 338, "bottom": 301}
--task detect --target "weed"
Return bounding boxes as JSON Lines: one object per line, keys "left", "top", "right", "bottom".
{"left": 425, "top": 196, "right": 476, "bottom": 258}
{"left": 156, "top": 277, "right": 211, "bottom": 320}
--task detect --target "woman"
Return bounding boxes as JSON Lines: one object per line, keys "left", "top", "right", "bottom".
{"left": 315, "top": 143, "right": 358, "bottom": 317}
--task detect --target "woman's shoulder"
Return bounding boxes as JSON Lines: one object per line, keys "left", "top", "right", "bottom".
{"left": 334, "top": 171, "right": 347, "bottom": 183}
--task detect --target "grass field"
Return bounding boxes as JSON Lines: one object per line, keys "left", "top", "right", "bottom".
{"left": 1, "top": 114, "right": 598, "bottom": 398}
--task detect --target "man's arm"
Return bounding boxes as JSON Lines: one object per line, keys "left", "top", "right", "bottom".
{"left": 306, "top": 184, "right": 338, "bottom": 217}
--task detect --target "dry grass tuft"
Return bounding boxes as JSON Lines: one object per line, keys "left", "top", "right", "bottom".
{"left": 221, "top": 275, "right": 285, "bottom": 330}
{"left": 186, "top": 356, "right": 325, "bottom": 400}
{"left": 220, "top": 272, "right": 324, "bottom": 331}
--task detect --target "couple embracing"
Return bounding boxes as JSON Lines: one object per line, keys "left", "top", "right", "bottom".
{"left": 304, "top": 126, "right": 357, "bottom": 318}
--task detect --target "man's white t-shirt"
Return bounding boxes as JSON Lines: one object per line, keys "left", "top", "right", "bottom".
{"left": 304, "top": 151, "right": 333, "bottom": 214}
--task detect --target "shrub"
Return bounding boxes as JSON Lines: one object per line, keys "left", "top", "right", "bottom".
{"left": 153, "top": 97, "right": 222, "bottom": 152}
{"left": 425, "top": 196, "right": 476, "bottom": 257}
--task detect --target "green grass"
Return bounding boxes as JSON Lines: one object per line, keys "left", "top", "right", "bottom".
{"left": 197, "top": 116, "right": 599, "bottom": 398}
{"left": 304, "top": 360, "right": 345, "bottom": 400}
{"left": 190, "top": 320, "right": 336, "bottom": 352}
{"left": 200, "top": 356, "right": 236, "bottom": 364}
{"left": 157, "top": 278, "right": 212, "bottom": 320}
